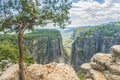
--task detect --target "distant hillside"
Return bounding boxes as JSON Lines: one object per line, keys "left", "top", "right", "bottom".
{"left": 71, "top": 27, "right": 90, "bottom": 40}
{"left": 76, "top": 22, "right": 120, "bottom": 41}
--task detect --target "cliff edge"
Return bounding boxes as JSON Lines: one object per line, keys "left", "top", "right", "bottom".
{"left": 0, "top": 62, "right": 80, "bottom": 80}
{"left": 81, "top": 45, "right": 120, "bottom": 80}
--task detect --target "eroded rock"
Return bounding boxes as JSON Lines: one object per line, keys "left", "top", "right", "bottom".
{"left": 81, "top": 63, "right": 92, "bottom": 74}
{"left": 111, "top": 45, "right": 120, "bottom": 64}
{"left": 90, "top": 53, "right": 111, "bottom": 71}
{"left": 80, "top": 45, "right": 120, "bottom": 80}
{"left": 0, "top": 62, "right": 80, "bottom": 80}
{"left": 0, "top": 64, "right": 19, "bottom": 80}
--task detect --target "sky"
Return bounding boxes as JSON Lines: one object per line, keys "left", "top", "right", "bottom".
{"left": 68, "top": 0, "right": 120, "bottom": 27}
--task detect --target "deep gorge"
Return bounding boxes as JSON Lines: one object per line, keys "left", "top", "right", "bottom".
{"left": 0, "top": 22, "right": 120, "bottom": 72}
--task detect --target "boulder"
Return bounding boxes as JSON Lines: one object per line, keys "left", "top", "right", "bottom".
{"left": 90, "top": 53, "right": 111, "bottom": 71}
{"left": 106, "top": 62, "right": 120, "bottom": 75}
{"left": 111, "top": 45, "right": 120, "bottom": 64}
{"left": 88, "top": 69, "right": 107, "bottom": 80}
{"left": 104, "top": 71, "right": 120, "bottom": 80}
{"left": 80, "top": 63, "right": 92, "bottom": 74}
{"left": 80, "top": 45, "right": 120, "bottom": 80}
{"left": 26, "top": 62, "right": 80, "bottom": 80}
{"left": 0, "top": 64, "right": 19, "bottom": 80}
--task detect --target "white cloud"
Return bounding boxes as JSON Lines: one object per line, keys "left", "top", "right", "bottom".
{"left": 69, "top": 0, "right": 120, "bottom": 27}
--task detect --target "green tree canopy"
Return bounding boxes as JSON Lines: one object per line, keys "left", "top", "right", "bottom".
{"left": 0, "top": 0, "right": 72, "bottom": 32}
{"left": 0, "top": 0, "right": 72, "bottom": 80}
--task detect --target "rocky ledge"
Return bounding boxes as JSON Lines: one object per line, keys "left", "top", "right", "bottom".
{"left": 81, "top": 45, "right": 120, "bottom": 80}
{"left": 0, "top": 62, "right": 80, "bottom": 80}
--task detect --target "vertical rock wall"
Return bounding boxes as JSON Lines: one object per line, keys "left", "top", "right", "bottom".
{"left": 24, "top": 35, "right": 66, "bottom": 64}
{"left": 71, "top": 35, "right": 120, "bottom": 71}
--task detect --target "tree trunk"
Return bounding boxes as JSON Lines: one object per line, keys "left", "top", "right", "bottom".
{"left": 18, "top": 30, "right": 25, "bottom": 80}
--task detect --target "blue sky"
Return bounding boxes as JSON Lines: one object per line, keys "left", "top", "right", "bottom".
{"left": 68, "top": 0, "right": 120, "bottom": 27}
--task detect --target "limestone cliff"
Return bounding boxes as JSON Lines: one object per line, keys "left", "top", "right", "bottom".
{"left": 71, "top": 35, "right": 120, "bottom": 71}
{"left": 81, "top": 45, "right": 120, "bottom": 80}
{"left": 0, "top": 29, "right": 68, "bottom": 65}
{"left": 71, "top": 22, "right": 120, "bottom": 71}
{"left": 24, "top": 35, "right": 65, "bottom": 64}
{"left": 24, "top": 29, "right": 69, "bottom": 64}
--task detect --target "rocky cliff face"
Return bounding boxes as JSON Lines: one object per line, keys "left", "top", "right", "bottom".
{"left": 0, "top": 29, "right": 68, "bottom": 65}
{"left": 81, "top": 45, "right": 120, "bottom": 80}
{"left": 71, "top": 34, "right": 120, "bottom": 71}
{"left": 71, "top": 23, "right": 120, "bottom": 71}
{"left": 24, "top": 32, "right": 68, "bottom": 64}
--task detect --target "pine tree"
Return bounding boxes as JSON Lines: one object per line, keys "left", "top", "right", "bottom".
{"left": 0, "top": 0, "right": 72, "bottom": 80}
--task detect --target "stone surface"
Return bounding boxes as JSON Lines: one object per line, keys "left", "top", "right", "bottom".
{"left": 88, "top": 69, "right": 107, "bottom": 80}
{"left": 26, "top": 63, "right": 80, "bottom": 80}
{"left": 106, "top": 62, "right": 120, "bottom": 75}
{"left": 80, "top": 63, "right": 92, "bottom": 74}
{"left": 90, "top": 53, "right": 111, "bottom": 71}
{"left": 0, "top": 59, "right": 13, "bottom": 71}
{"left": 111, "top": 45, "right": 120, "bottom": 64}
{"left": 80, "top": 45, "right": 120, "bottom": 80}
{"left": 71, "top": 29, "right": 120, "bottom": 71}
{"left": 0, "top": 63, "right": 80, "bottom": 80}
{"left": 0, "top": 64, "right": 19, "bottom": 80}
{"left": 104, "top": 71, "right": 120, "bottom": 80}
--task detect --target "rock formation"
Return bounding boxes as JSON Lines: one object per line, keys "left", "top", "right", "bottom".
{"left": 81, "top": 45, "right": 120, "bottom": 80}
{"left": 24, "top": 35, "right": 67, "bottom": 64}
{"left": 0, "top": 29, "right": 69, "bottom": 65}
{"left": 0, "top": 62, "right": 80, "bottom": 80}
{"left": 71, "top": 25, "right": 120, "bottom": 71}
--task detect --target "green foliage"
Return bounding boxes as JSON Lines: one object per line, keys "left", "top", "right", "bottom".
{"left": 24, "top": 54, "right": 35, "bottom": 65}
{"left": 30, "top": 29, "right": 60, "bottom": 38}
{"left": 0, "top": 0, "right": 72, "bottom": 33}
{"left": 76, "top": 22, "right": 120, "bottom": 42}
{"left": 0, "top": 41, "right": 18, "bottom": 63}
{"left": 0, "top": 40, "right": 35, "bottom": 65}
{"left": 77, "top": 70, "right": 85, "bottom": 80}
{"left": 0, "top": 29, "right": 59, "bottom": 64}
{"left": 0, "top": 68, "right": 2, "bottom": 71}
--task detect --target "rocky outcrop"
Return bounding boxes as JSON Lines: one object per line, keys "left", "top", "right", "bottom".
{"left": 0, "top": 59, "right": 13, "bottom": 74}
{"left": 0, "top": 62, "right": 80, "bottom": 80}
{"left": 71, "top": 33, "right": 120, "bottom": 71}
{"left": 81, "top": 45, "right": 120, "bottom": 80}
{"left": 0, "top": 64, "right": 19, "bottom": 80}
